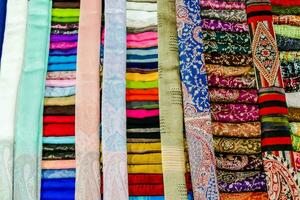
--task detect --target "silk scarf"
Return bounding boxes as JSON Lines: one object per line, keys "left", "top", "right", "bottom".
{"left": 102, "top": 0, "right": 129, "bottom": 199}
{"left": 13, "top": 0, "right": 52, "bottom": 199}
{"left": 245, "top": 0, "right": 299, "bottom": 199}
{"left": 175, "top": 0, "right": 219, "bottom": 199}
{"left": 0, "top": 0, "right": 28, "bottom": 198}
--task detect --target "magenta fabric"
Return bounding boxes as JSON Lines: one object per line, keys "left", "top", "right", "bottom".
{"left": 200, "top": 0, "right": 245, "bottom": 10}
{"left": 208, "top": 75, "right": 256, "bottom": 89}
{"left": 127, "top": 32, "right": 158, "bottom": 42}
{"left": 50, "top": 42, "right": 78, "bottom": 50}
{"left": 126, "top": 109, "right": 159, "bottom": 118}
{"left": 202, "top": 19, "right": 248, "bottom": 32}
{"left": 209, "top": 88, "right": 258, "bottom": 104}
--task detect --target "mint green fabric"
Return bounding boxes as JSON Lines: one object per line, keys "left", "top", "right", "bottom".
{"left": 13, "top": 0, "right": 52, "bottom": 200}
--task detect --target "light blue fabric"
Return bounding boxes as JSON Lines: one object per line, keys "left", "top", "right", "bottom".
{"left": 48, "top": 55, "right": 77, "bottom": 64}
{"left": 43, "top": 136, "right": 75, "bottom": 144}
{"left": 48, "top": 63, "right": 76, "bottom": 71}
{"left": 42, "top": 169, "right": 76, "bottom": 179}
{"left": 44, "top": 86, "right": 75, "bottom": 97}
{"left": 13, "top": 0, "right": 52, "bottom": 199}
{"left": 127, "top": 47, "right": 157, "bottom": 55}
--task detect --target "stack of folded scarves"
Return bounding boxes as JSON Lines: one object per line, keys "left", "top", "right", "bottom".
{"left": 271, "top": 0, "right": 300, "bottom": 185}
{"left": 41, "top": 1, "right": 80, "bottom": 200}
{"left": 200, "top": 0, "right": 268, "bottom": 199}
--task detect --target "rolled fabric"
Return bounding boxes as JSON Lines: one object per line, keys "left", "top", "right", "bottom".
{"left": 204, "top": 53, "right": 252, "bottom": 66}
{"left": 126, "top": 72, "right": 158, "bottom": 81}
{"left": 48, "top": 63, "right": 76, "bottom": 71}
{"left": 41, "top": 189, "right": 74, "bottom": 200}
{"left": 127, "top": 142, "right": 161, "bottom": 153}
{"left": 127, "top": 68, "right": 158, "bottom": 73}
{"left": 49, "top": 48, "right": 77, "bottom": 56}
{"left": 281, "top": 60, "right": 300, "bottom": 78}
{"left": 43, "top": 124, "right": 75, "bottom": 136}
{"left": 43, "top": 144, "right": 75, "bottom": 152}
{"left": 274, "top": 25, "right": 300, "bottom": 39}
{"left": 272, "top": 6, "right": 300, "bottom": 15}
{"left": 205, "top": 65, "right": 254, "bottom": 77}
{"left": 208, "top": 75, "right": 256, "bottom": 89}
{"left": 52, "top": 8, "right": 80, "bottom": 17}
{"left": 200, "top": 0, "right": 245, "bottom": 10}
{"left": 126, "top": 94, "right": 158, "bottom": 101}
{"left": 129, "top": 184, "right": 164, "bottom": 196}
{"left": 271, "top": 0, "right": 300, "bottom": 6}
{"left": 127, "top": 10, "right": 157, "bottom": 29}
{"left": 284, "top": 77, "right": 300, "bottom": 93}
{"left": 127, "top": 2, "right": 157, "bottom": 11}
{"left": 127, "top": 46, "right": 157, "bottom": 56}
{"left": 127, "top": 127, "right": 160, "bottom": 133}
{"left": 44, "top": 106, "right": 75, "bottom": 116}
{"left": 48, "top": 55, "right": 77, "bottom": 64}
{"left": 213, "top": 137, "right": 261, "bottom": 154}
{"left": 43, "top": 115, "right": 75, "bottom": 123}
{"left": 200, "top": 9, "right": 247, "bottom": 23}
{"left": 127, "top": 62, "right": 158, "bottom": 70}
{"left": 45, "top": 86, "right": 75, "bottom": 97}
{"left": 202, "top": 19, "right": 248, "bottom": 32}
{"left": 127, "top": 109, "right": 159, "bottom": 118}
{"left": 127, "top": 88, "right": 158, "bottom": 95}
{"left": 127, "top": 138, "right": 161, "bottom": 143}
{"left": 42, "top": 136, "right": 75, "bottom": 145}
{"left": 42, "top": 151, "right": 75, "bottom": 160}
{"left": 212, "top": 122, "right": 261, "bottom": 138}
{"left": 46, "top": 71, "right": 76, "bottom": 80}
{"left": 209, "top": 88, "right": 258, "bottom": 104}
{"left": 220, "top": 192, "right": 268, "bottom": 200}
{"left": 42, "top": 178, "right": 75, "bottom": 189}
{"left": 127, "top": 39, "right": 157, "bottom": 48}
{"left": 42, "top": 169, "right": 76, "bottom": 179}
{"left": 127, "top": 153, "right": 161, "bottom": 164}
{"left": 128, "top": 164, "right": 162, "bottom": 174}
{"left": 292, "top": 134, "right": 300, "bottom": 151}
{"left": 273, "top": 15, "right": 300, "bottom": 27}
{"left": 288, "top": 107, "right": 300, "bottom": 122}
{"left": 127, "top": 132, "right": 160, "bottom": 139}
{"left": 127, "top": 116, "right": 160, "bottom": 129}
{"left": 216, "top": 154, "right": 263, "bottom": 171}
{"left": 46, "top": 79, "right": 76, "bottom": 87}
{"left": 50, "top": 34, "right": 78, "bottom": 42}
{"left": 53, "top": 2, "right": 80, "bottom": 8}
{"left": 51, "top": 23, "right": 78, "bottom": 30}
{"left": 276, "top": 35, "right": 300, "bottom": 51}
{"left": 218, "top": 171, "right": 267, "bottom": 192}
{"left": 126, "top": 80, "right": 158, "bottom": 89}
{"left": 127, "top": 32, "right": 158, "bottom": 42}
{"left": 50, "top": 41, "right": 77, "bottom": 50}
{"left": 41, "top": 160, "right": 76, "bottom": 169}
{"left": 44, "top": 95, "right": 75, "bottom": 106}
{"left": 280, "top": 51, "right": 300, "bottom": 62}
{"left": 204, "top": 40, "right": 251, "bottom": 55}
{"left": 126, "top": 101, "right": 159, "bottom": 109}
{"left": 129, "top": 194, "right": 193, "bottom": 200}
{"left": 51, "top": 29, "right": 78, "bottom": 35}
{"left": 203, "top": 30, "right": 250, "bottom": 44}
{"left": 127, "top": 25, "right": 158, "bottom": 34}
{"left": 128, "top": 174, "right": 163, "bottom": 184}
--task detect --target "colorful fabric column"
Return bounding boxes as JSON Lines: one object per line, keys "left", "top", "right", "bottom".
{"left": 0, "top": 0, "right": 28, "bottom": 198}
{"left": 175, "top": 0, "right": 219, "bottom": 199}
{"left": 246, "top": 0, "right": 299, "bottom": 199}
{"left": 75, "top": 0, "right": 101, "bottom": 199}
{"left": 157, "top": 0, "right": 187, "bottom": 199}
{"left": 102, "top": 0, "right": 129, "bottom": 198}
{"left": 13, "top": 0, "right": 52, "bottom": 199}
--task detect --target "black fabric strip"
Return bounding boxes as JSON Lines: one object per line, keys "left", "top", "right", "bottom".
{"left": 127, "top": 132, "right": 160, "bottom": 139}
{"left": 262, "top": 145, "right": 293, "bottom": 152}
{"left": 261, "top": 130, "right": 291, "bottom": 138}
{"left": 44, "top": 106, "right": 75, "bottom": 116}
{"left": 127, "top": 117, "right": 160, "bottom": 129}
{"left": 258, "top": 101, "right": 287, "bottom": 108}
{"left": 247, "top": 11, "right": 272, "bottom": 18}
{"left": 43, "top": 144, "right": 75, "bottom": 152}
{"left": 42, "top": 151, "right": 75, "bottom": 160}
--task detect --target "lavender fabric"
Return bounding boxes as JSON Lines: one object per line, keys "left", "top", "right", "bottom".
{"left": 50, "top": 34, "right": 78, "bottom": 42}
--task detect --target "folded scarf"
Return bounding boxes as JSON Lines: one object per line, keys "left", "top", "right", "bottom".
{"left": 214, "top": 137, "right": 261, "bottom": 154}
{"left": 49, "top": 48, "right": 77, "bottom": 56}
{"left": 204, "top": 53, "right": 252, "bottom": 66}
{"left": 42, "top": 178, "right": 75, "bottom": 190}
{"left": 127, "top": 127, "right": 160, "bottom": 133}
{"left": 127, "top": 39, "right": 157, "bottom": 48}
{"left": 129, "top": 174, "right": 163, "bottom": 184}
{"left": 128, "top": 194, "right": 193, "bottom": 200}
{"left": 46, "top": 71, "right": 76, "bottom": 80}
{"left": 127, "top": 32, "right": 157, "bottom": 42}
{"left": 204, "top": 40, "right": 251, "bottom": 55}
{"left": 43, "top": 151, "right": 75, "bottom": 160}
{"left": 281, "top": 60, "right": 300, "bottom": 78}
{"left": 127, "top": 80, "right": 158, "bottom": 89}
{"left": 127, "top": 25, "right": 158, "bottom": 34}
{"left": 50, "top": 34, "right": 78, "bottom": 42}
{"left": 126, "top": 2, "right": 157, "bottom": 11}
{"left": 43, "top": 123, "right": 74, "bottom": 136}
{"left": 280, "top": 51, "right": 300, "bottom": 62}
{"left": 212, "top": 122, "right": 261, "bottom": 138}
{"left": 53, "top": 2, "right": 80, "bottom": 8}
{"left": 48, "top": 55, "right": 77, "bottom": 64}
{"left": 51, "top": 23, "right": 78, "bottom": 30}
{"left": 41, "top": 160, "right": 76, "bottom": 169}
{"left": 52, "top": 8, "right": 80, "bottom": 17}
{"left": 127, "top": 54, "right": 158, "bottom": 63}
{"left": 127, "top": 101, "right": 159, "bottom": 109}
{"left": 44, "top": 95, "right": 75, "bottom": 106}
{"left": 284, "top": 77, "right": 300, "bottom": 93}
{"left": 203, "top": 30, "right": 250, "bottom": 45}
{"left": 127, "top": 62, "right": 158, "bottom": 70}
{"left": 201, "top": 9, "right": 247, "bottom": 23}
{"left": 127, "top": 46, "right": 157, "bottom": 56}
{"left": 126, "top": 95, "right": 158, "bottom": 102}
{"left": 277, "top": 35, "right": 300, "bottom": 51}
{"left": 127, "top": 116, "right": 160, "bottom": 128}
{"left": 216, "top": 154, "right": 263, "bottom": 171}
{"left": 52, "top": 16, "right": 79, "bottom": 23}
{"left": 127, "top": 132, "right": 160, "bottom": 139}
{"left": 273, "top": 15, "right": 300, "bottom": 27}
{"left": 127, "top": 142, "right": 161, "bottom": 153}
{"left": 128, "top": 164, "right": 162, "bottom": 174}
{"left": 218, "top": 171, "right": 267, "bottom": 192}
{"left": 127, "top": 88, "right": 158, "bottom": 95}
{"left": 126, "top": 72, "right": 158, "bottom": 81}
{"left": 127, "top": 68, "right": 157, "bottom": 73}
{"left": 44, "top": 105, "right": 75, "bottom": 116}
{"left": 51, "top": 29, "right": 78, "bottom": 35}
{"left": 42, "top": 169, "right": 76, "bottom": 179}
{"left": 288, "top": 107, "right": 300, "bottom": 122}
{"left": 271, "top": 0, "right": 300, "bottom": 6}
{"left": 220, "top": 192, "right": 267, "bottom": 200}
{"left": 127, "top": 153, "right": 161, "bottom": 164}
{"left": 48, "top": 63, "right": 76, "bottom": 71}
{"left": 43, "top": 144, "right": 75, "bottom": 151}
{"left": 45, "top": 86, "right": 75, "bottom": 97}
{"left": 46, "top": 79, "right": 76, "bottom": 87}
{"left": 202, "top": 19, "right": 248, "bottom": 33}
{"left": 274, "top": 25, "right": 300, "bottom": 39}
{"left": 127, "top": 109, "right": 159, "bottom": 118}
{"left": 209, "top": 88, "right": 258, "bottom": 104}
{"left": 43, "top": 136, "right": 75, "bottom": 144}
{"left": 127, "top": 10, "right": 157, "bottom": 29}
{"left": 208, "top": 75, "right": 256, "bottom": 89}
{"left": 127, "top": 138, "right": 160, "bottom": 143}
{"left": 272, "top": 6, "right": 300, "bottom": 15}
{"left": 50, "top": 41, "right": 77, "bottom": 50}
{"left": 200, "top": 0, "right": 245, "bottom": 10}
